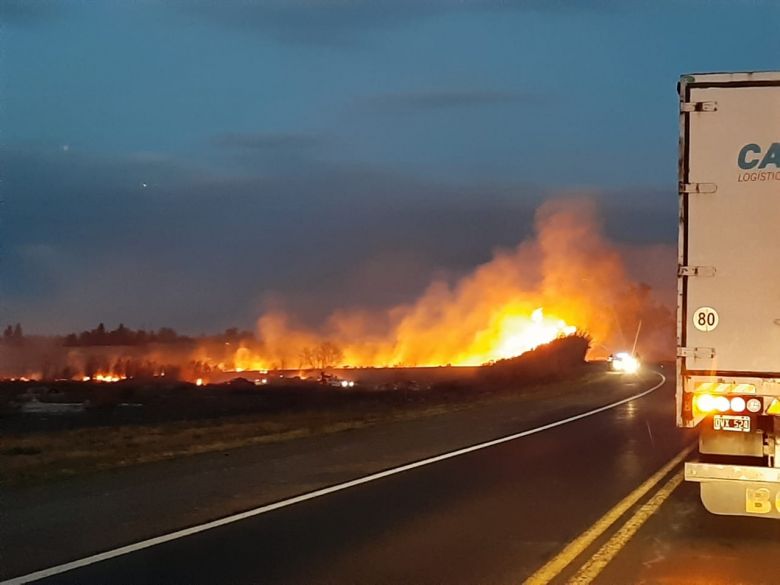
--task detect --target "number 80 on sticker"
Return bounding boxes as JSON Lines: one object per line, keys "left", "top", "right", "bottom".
{"left": 693, "top": 306, "right": 719, "bottom": 332}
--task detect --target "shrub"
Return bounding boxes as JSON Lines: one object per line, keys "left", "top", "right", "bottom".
{"left": 480, "top": 333, "right": 590, "bottom": 385}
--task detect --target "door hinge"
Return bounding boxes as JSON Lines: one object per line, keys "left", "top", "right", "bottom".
{"left": 680, "top": 182, "right": 718, "bottom": 194}
{"left": 678, "top": 347, "right": 716, "bottom": 359}
{"left": 678, "top": 265, "right": 716, "bottom": 277}
{"left": 681, "top": 101, "right": 718, "bottom": 113}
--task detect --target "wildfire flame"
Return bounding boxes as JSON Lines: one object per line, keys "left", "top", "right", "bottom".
{"left": 206, "top": 304, "right": 576, "bottom": 373}
{"left": 233, "top": 347, "right": 268, "bottom": 372}
{"left": 492, "top": 308, "right": 577, "bottom": 363}
{"left": 83, "top": 373, "right": 126, "bottom": 383}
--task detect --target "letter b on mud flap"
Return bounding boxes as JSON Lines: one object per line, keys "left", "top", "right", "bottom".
{"left": 745, "top": 487, "right": 778, "bottom": 514}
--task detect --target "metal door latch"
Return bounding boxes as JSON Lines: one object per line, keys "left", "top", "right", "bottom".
{"left": 678, "top": 347, "right": 716, "bottom": 359}
{"left": 681, "top": 101, "right": 718, "bottom": 113}
{"left": 678, "top": 265, "right": 716, "bottom": 277}
{"left": 680, "top": 182, "right": 718, "bottom": 194}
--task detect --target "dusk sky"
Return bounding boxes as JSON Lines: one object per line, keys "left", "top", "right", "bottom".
{"left": 2, "top": 0, "right": 779, "bottom": 334}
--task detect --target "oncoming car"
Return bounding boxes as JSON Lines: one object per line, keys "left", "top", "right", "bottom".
{"left": 608, "top": 352, "right": 640, "bottom": 374}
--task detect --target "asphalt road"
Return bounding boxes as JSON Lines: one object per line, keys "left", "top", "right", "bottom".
{"left": 10, "top": 370, "right": 780, "bottom": 585}
{"left": 0, "top": 369, "right": 651, "bottom": 580}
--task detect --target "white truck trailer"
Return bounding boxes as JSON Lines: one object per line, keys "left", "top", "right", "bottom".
{"left": 678, "top": 71, "right": 780, "bottom": 517}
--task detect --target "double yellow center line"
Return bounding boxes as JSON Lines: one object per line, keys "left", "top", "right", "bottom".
{"left": 524, "top": 442, "right": 696, "bottom": 585}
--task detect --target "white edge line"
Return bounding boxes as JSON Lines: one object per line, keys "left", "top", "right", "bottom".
{"left": 2, "top": 372, "right": 666, "bottom": 585}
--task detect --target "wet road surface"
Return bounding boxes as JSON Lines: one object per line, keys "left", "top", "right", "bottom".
{"left": 9, "top": 369, "right": 780, "bottom": 585}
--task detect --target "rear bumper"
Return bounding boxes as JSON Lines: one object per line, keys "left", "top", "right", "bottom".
{"left": 686, "top": 462, "right": 780, "bottom": 483}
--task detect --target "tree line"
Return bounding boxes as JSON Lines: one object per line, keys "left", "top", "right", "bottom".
{"left": 60, "top": 324, "right": 256, "bottom": 347}
{"left": 62, "top": 323, "right": 194, "bottom": 347}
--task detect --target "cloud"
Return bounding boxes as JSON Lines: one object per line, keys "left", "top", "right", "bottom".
{"left": 176, "top": 0, "right": 617, "bottom": 46}
{"left": 178, "top": 0, "right": 442, "bottom": 47}
{"left": 362, "top": 89, "right": 545, "bottom": 112}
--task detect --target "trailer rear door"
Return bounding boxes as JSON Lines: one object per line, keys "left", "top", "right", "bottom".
{"left": 680, "top": 78, "right": 780, "bottom": 376}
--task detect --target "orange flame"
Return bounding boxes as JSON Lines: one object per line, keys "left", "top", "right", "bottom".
{"left": 83, "top": 373, "right": 126, "bottom": 383}
{"left": 492, "top": 308, "right": 577, "bottom": 363}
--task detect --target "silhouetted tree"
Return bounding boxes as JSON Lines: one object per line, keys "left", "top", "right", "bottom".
{"left": 299, "top": 347, "right": 316, "bottom": 370}
{"left": 299, "top": 342, "right": 344, "bottom": 369}
{"left": 3, "top": 323, "right": 25, "bottom": 345}
{"left": 318, "top": 342, "right": 343, "bottom": 369}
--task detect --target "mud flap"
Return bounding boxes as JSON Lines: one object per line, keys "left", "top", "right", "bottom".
{"left": 687, "top": 462, "right": 780, "bottom": 519}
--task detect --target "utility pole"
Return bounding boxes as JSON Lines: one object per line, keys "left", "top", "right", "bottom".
{"left": 630, "top": 320, "right": 642, "bottom": 356}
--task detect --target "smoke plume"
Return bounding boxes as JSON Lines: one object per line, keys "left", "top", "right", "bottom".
{"left": 255, "top": 197, "right": 675, "bottom": 368}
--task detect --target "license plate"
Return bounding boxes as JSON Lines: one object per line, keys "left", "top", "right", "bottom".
{"left": 713, "top": 414, "right": 751, "bottom": 433}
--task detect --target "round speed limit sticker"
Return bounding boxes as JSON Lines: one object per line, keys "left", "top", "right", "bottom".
{"left": 693, "top": 306, "right": 719, "bottom": 332}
